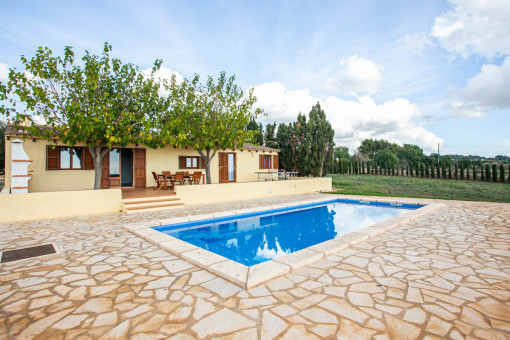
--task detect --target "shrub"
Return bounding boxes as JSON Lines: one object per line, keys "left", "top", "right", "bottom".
{"left": 460, "top": 164, "right": 464, "bottom": 180}
{"left": 500, "top": 164, "right": 505, "bottom": 183}
{"left": 481, "top": 166, "right": 485, "bottom": 181}
{"left": 425, "top": 164, "right": 429, "bottom": 177}
{"left": 442, "top": 163, "right": 447, "bottom": 179}
{"left": 454, "top": 163, "right": 458, "bottom": 180}
{"left": 492, "top": 163, "right": 497, "bottom": 182}
{"left": 436, "top": 163, "right": 440, "bottom": 178}
{"left": 472, "top": 164, "right": 477, "bottom": 181}
{"left": 431, "top": 164, "right": 435, "bottom": 178}
{"left": 466, "top": 164, "right": 470, "bottom": 180}
{"left": 485, "top": 164, "right": 491, "bottom": 182}
{"left": 448, "top": 165, "right": 452, "bottom": 179}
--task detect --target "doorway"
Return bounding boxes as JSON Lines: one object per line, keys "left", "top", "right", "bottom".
{"left": 101, "top": 148, "right": 146, "bottom": 189}
{"left": 219, "top": 152, "right": 236, "bottom": 183}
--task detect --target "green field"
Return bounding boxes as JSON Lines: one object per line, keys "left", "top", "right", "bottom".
{"left": 328, "top": 174, "right": 510, "bottom": 203}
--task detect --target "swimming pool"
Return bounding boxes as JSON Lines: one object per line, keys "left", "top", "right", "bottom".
{"left": 154, "top": 199, "right": 420, "bottom": 266}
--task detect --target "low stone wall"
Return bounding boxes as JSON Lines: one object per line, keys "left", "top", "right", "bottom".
{"left": 174, "top": 177, "right": 332, "bottom": 205}
{"left": 0, "top": 189, "right": 122, "bottom": 223}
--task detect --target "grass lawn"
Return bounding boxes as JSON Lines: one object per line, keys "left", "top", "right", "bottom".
{"left": 328, "top": 174, "right": 510, "bottom": 203}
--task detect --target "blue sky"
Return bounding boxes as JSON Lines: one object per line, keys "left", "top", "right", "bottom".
{"left": 1, "top": 0, "right": 509, "bottom": 156}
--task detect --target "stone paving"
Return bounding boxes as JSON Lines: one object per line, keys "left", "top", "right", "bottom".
{"left": 0, "top": 193, "right": 509, "bottom": 339}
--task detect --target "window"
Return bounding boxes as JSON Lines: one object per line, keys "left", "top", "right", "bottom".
{"left": 259, "top": 154, "right": 279, "bottom": 170}
{"left": 260, "top": 155, "right": 272, "bottom": 169}
{"left": 47, "top": 146, "right": 94, "bottom": 170}
{"left": 179, "top": 156, "right": 204, "bottom": 169}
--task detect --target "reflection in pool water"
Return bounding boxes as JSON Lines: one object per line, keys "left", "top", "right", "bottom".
{"left": 162, "top": 202, "right": 411, "bottom": 266}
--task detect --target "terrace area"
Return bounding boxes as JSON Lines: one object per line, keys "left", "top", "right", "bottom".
{"left": 0, "top": 193, "right": 509, "bottom": 339}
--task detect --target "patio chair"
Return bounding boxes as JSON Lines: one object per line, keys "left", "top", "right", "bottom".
{"left": 151, "top": 172, "right": 164, "bottom": 191}
{"left": 162, "top": 171, "right": 175, "bottom": 190}
{"left": 174, "top": 172, "right": 186, "bottom": 185}
{"left": 188, "top": 171, "right": 202, "bottom": 185}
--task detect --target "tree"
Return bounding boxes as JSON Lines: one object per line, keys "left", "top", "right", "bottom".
{"left": 275, "top": 123, "right": 295, "bottom": 172}
{"left": 264, "top": 122, "right": 278, "bottom": 149}
{"left": 333, "top": 146, "right": 350, "bottom": 161}
{"left": 485, "top": 164, "right": 491, "bottom": 182}
{"left": 307, "top": 103, "right": 334, "bottom": 177}
{"left": 0, "top": 120, "right": 6, "bottom": 173}
{"left": 0, "top": 43, "right": 167, "bottom": 189}
{"left": 374, "top": 150, "right": 398, "bottom": 171}
{"left": 398, "top": 144, "right": 425, "bottom": 167}
{"left": 165, "top": 72, "right": 261, "bottom": 184}
{"left": 492, "top": 163, "right": 498, "bottom": 182}
{"left": 246, "top": 118, "right": 263, "bottom": 146}
{"left": 500, "top": 164, "right": 505, "bottom": 183}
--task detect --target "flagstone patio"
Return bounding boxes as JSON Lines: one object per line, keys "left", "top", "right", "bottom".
{"left": 0, "top": 193, "right": 509, "bottom": 339}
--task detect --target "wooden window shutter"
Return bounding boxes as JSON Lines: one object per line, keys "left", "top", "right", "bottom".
{"left": 84, "top": 148, "right": 94, "bottom": 170}
{"left": 259, "top": 154, "right": 264, "bottom": 169}
{"left": 273, "top": 155, "right": 278, "bottom": 169}
{"left": 47, "top": 146, "right": 59, "bottom": 170}
{"left": 179, "top": 156, "right": 186, "bottom": 169}
{"left": 199, "top": 156, "right": 206, "bottom": 169}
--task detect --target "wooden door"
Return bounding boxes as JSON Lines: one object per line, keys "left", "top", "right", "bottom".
{"left": 108, "top": 149, "right": 121, "bottom": 188}
{"left": 219, "top": 152, "right": 236, "bottom": 183}
{"left": 101, "top": 152, "right": 109, "bottom": 189}
{"left": 134, "top": 148, "right": 146, "bottom": 187}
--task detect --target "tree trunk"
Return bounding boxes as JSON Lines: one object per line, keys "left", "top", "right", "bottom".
{"left": 89, "top": 146, "right": 110, "bottom": 190}
{"left": 197, "top": 148, "right": 217, "bottom": 184}
{"left": 319, "top": 142, "right": 329, "bottom": 177}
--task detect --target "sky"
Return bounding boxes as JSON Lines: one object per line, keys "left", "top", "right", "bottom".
{"left": 0, "top": 0, "right": 509, "bottom": 156}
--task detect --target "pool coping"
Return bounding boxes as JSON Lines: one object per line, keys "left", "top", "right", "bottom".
{"left": 122, "top": 195, "right": 446, "bottom": 289}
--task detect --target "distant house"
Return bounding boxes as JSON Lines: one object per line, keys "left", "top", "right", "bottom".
{"left": 2, "top": 124, "right": 279, "bottom": 193}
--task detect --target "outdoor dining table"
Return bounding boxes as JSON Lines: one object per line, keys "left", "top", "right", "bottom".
{"left": 158, "top": 173, "right": 205, "bottom": 190}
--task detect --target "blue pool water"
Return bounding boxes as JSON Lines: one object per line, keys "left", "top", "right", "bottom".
{"left": 155, "top": 199, "right": 420, "bottom": 266}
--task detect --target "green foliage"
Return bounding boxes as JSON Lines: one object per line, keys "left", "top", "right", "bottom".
{"left": 333, "top": 146, "right": 350, "bottom": 161}
{"left": 449, "top": 164, "right": 452, "bottom": 179}
{"left": 472, "top": 164, "right": 477, "bottom": 181}
{"left": 442, "top": 163, "right": 447, "bottom": 179}
{"left": 398, "top": 144, "right": 424, "bottom": 166}
{"left": 374, "top": 149, "right": 398, "bottom": 170}
{"left": 492, "top": 163, "right": 498, "bottom": 182}
{"left": 264, "top": 122, "right": 278, "bottom": 149}
{"left": 485, "top": 164, "right": 491, "bottom": 182}
{"left": 165, "top": 71, "right": 262, "bottom": 184}
{"left": 0, "top": 43, "right": 166, "bottom": 189}
{"left": 460, "top": 164, "right": 464, "bottom": 180}
{"left": 500, "top": 164, "right": 505, "bottom": 183}
{"left": 275, "top": 123, "right": 294, "bottom": 171}
{"left": 454, "top": 163, "right": 458, "bottom": 180}
{"left": 425, "top": 163, "right": 429, "bottom": 177}
{"left": 246, "top": 118, "right": 263, "bottom": 146}
{"left": 481, "top": 166, "right": 485, "bottom": 181}
{"left": 0, "top": 120, "right": 6, "bottom": 173}
{"left": 431, "top": 164, "right": 435, "bottom": 178}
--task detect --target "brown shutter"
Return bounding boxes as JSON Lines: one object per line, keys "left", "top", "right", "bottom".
{"left": 47, "top": 146, "right": 59, "bottom": 170}
{"left": 259, "top": 154, "right": 264, "bottom": 169}
{"left": 179, "top": 156, "right": 186, "bottom": 169}
{"left": 101, "top": 152, "right": 110, "bottom": 189}
{"left": 84, "top": 148, "right": 94, "bottom": 170}
{"left": 273, "top": 155, "right": 278, "bottom": 169}
{"left": 199, "top": 156, "right": 206, "bottom": 169}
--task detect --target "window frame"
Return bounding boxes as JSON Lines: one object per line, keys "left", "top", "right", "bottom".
{"left": 47, "top": 146, "right": 92, "bottom": 171}
{"left": 260, "top": 155, "right": 272, "bottom": 169}
{"left": 179, "top": 156, "right": 202, "bottom": 169}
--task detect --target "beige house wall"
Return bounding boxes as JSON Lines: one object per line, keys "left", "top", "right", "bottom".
{"left": 3, "top": 137, "right": 277, "bottom": 193}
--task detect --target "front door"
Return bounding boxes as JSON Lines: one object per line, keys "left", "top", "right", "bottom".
{"left": 101, "top": 148, "right": 146, "bottom": 188}
{"left": 219, "top": 152, "right": 236, "bottom": 183}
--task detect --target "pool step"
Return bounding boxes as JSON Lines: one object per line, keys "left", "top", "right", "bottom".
{"left": 122, "top": 196, "right": 184, "bottom": 214}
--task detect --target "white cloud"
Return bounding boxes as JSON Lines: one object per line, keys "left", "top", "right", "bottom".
{"left": 142, "top": 66, "right": 184, "bottom": 96}
{"left": 450, "top": 57, "right": 510, "bottom": 117}
{"left": 0, "top": 62, "right": 10, "bottom": 83}
{"left": 397, "top": 33, "right": 435, "bottom": 56}
{"left": 254, "top": 82, "right": 442, "bottom": 153}
{"left": 326, "top": 55, "right": 383, "bottom": 96}
{"left": 430, "top": 0, "right": 510, "bottom": 59}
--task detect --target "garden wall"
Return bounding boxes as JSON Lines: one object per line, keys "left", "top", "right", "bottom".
{"left": 0, "top": 189, "right": 122, "bottom": 223}
{"left": 174, "top": 177, "right": 332, "bottom": 205}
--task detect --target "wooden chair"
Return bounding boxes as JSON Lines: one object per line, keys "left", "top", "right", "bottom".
{"left": 174, "top": 172, "right": 186, "bottom": 185}
{"left": 162, "top": 171, "right": 175, "bottom": 190}
{"left": 152, "top": 172, "right": 164, "bottom": 191}
{"left": 189, "top": 171, "right": 202, "bottom": 185}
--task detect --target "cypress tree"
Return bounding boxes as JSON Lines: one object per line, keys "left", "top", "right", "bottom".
{"left": 392, "top": 164, "right": 395, "bottom": 176}
{"left": 442, "top": 163, "right": 447, "bottom": 179}
{"left": 508, "top": 164, "right": 510, "bottom": 183}
{"left": 436, "top": 163, "right": 440, "bottom": 178}
{"left": 481, "top": 165, "right": 485, "bottom": 181}
{"left": 448, "top": 165, "right": 452, "bottom": 179}
{"left": 454, "top": 163, "right": 458, "bottom": 180}
{"left": 425, "top": 164, "right": 429, "bottom": 178}
{"left": 473, "top": 164, "right": 477, "bottom": 181}
{"left": 466, "top": 164, "right": 470, "bottom": 180}
{"left": 460, "top": 164, "right": 464, "bottom": 180}
{"left": 431, "top": 164, "right": 435, "bottom": 178}
{"left": 485, "top": 164, "right": 491, "bottom": 182}
{"left": 492, "top": 163, "right": 498, "bottom": 182}
{"left": 500, "top": 164, "right": 505, "bottom": 183}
